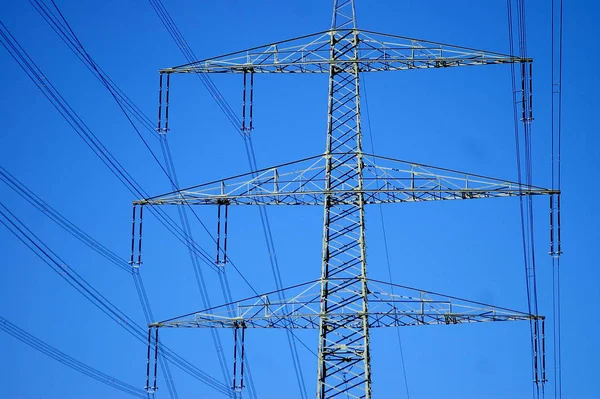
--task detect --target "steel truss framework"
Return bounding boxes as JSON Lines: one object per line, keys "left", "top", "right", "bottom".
{"left": 150, "top": 279, "right": 544, "bottom": 330}
{"left": 135, "top": 153, "right": 556, "bottom": 207}
{"left": 137, "top": 1, "right": 554, "bottom": 398}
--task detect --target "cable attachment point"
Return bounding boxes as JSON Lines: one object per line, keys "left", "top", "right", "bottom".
{"left": 232, "top": 321, "right": 246, "bottom": 392}
{"left": 216, "top": 200, "right": 229, "bottom": 266}
{"left": 241, "top": 69, "right": 255, "bottom": 135}
{"left": 157, "top": 73, "right": 171, "bottom": 135}
{"left": 145, "top": 327, "right": 159, "bottom": 393}
{"left": 130, "top": 205, "right": 144, "bottom": 269}
{"left": 549, "top": 193, "right": 563, "bottom": 258}
{"left": 519, "top": 61, "right": 534, "bottom": 124}
{"left": 532, "top": 318, "right": 548, "bottom": 388}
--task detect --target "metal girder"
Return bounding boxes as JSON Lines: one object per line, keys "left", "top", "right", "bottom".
{"left": 317, "top": 4, "right": 371, "bottom": 396}
{"left": 134, "top": 153, "right": 557, "bottom": 207}
{"left": 159, "top": 29, "right": 529, "bottom": 75}
{"left": 150, "top": 278, "right": 541, "bottom": 330}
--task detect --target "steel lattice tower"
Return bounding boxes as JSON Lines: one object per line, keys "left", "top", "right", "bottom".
{"left": 133, "top": 1, "right": 557, "bottom": 397}
{"left": 318, "top": 3, "right": 371, "bottom": 396}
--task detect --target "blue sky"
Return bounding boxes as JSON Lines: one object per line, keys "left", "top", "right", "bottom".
{"left": 0, "top": 1, "right": 598, "bottom": 398}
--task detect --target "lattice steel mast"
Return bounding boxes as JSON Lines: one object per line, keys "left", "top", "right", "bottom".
{"left": 134, "top": 1, "right": 556, "bottom": 397}
{"left": 317, "top": 3, "right": 371, "bottom": 396}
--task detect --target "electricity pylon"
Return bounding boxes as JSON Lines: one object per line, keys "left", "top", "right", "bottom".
{"left": 134, "top": 1, "right": 556, "bottom": 397}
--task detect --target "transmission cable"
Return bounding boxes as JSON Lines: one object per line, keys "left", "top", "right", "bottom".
{"left": 11, "top": 3, "right": 224, "bottom": 279}
{"left": 146, "top": 1, "right": 310, "bottom": 396}
{"left": 34, "top": 0, "right": 263, "bottom": 305}
{"left": 29, "top": 0, "right": 157, "bottom": 136}
{"left": 0, "top": 165, "right": 130, "bottom": 273}
{"left": 0, "top": 316, "right": 149, "bottom": 399}
{"left": 28, "top": 1, "right": 309, "bottom": 395}
{"left": 24, "top": 4, "right": 270, "bottom": 394}
{"left": 0, "top": 164, "right": 178, "bottom": 397}
{"left": 506, "top": 2, "right": 543, "bottom": 398}
{"left": 0, "top": 18, "right": 240, "bottom": 396}
{"left": 146, "top": 0, "right": 243, "bottom": 135}
{"left": 0, "top": 201, "right": 234, "bottom": 396}
{"left": 0, "top": 13, "right": 263, "bottom": 298}
{"left": 28, "top": 2, "right": 242, "bottom": 393}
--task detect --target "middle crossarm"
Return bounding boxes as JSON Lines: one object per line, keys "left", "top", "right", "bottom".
{"left": 150, "top": 279, "right": 541, "bottom": 330}
{"left": 135, "top": 154, "right": 557, "bottom": 206}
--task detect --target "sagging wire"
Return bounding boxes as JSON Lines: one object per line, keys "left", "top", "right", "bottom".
{"left": 0, "top": 165, "right": 129, "bottom": 273}
{"left": 0, "top": 316, "right": 149, "bottom": 399}
{"left": 0, "top": 19, "right": 233, "bottom": 391}
{"left": 156, "top": 69, "right": 235, "bottom": 395}
{"left": 22, "top": 12, "right": 262, "bottom": 397}
{"left": 146, "top": 0, "right": 243, "bottom": 137}
{"left": 156, "top": 72, "right": 234, "bottom": 396}
{"left": 0, "top": 200, "right": 234, "bottom": 396}
{"left": 0, "top": 17, "right": 212, "bottom": 279}
{"left": 506, "top": 1, "right": 545, "bottom": 397}
{"left": 29, "top": 0, "right": 158, "bottom": 137}
{"left": 29, "top": 0, "right": 237, "bottom": 279}
{"left": 148, "top": 1, "right": 310, "bottom": 395}
{"left": 33, "top": 6, "right": 270, "bottom": 396}
{"left": 238, "top": 68, "right": 309, "bottom": 398}
{"left": 0, "top": 165, "right": 179, "bottom": 397}
{"left": 1, "top": 12, "right": 258, "bottom": 395}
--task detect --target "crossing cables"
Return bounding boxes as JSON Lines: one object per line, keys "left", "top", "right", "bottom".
{"left": 27, "top": 2, "right": 259, "bottom": 396}
{"left": 0, "top": 200, "right": 234, "bottom": 396}
{"left": 0, "top": 316, "right": 149, "bottom": 399}
{"left": 506, "top": 1, "right": 545, "bottom": 398}
{"left": 147, "top": 1, "right": 309, "bottom": 396}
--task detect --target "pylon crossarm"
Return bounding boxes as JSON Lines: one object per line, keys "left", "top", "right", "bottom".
{"left": 159, "top": 29, "right": 530, "bottom": 75}
{"left": 149, "top": 278, "right": 541, "bottom": 329}
{"left": 134, "top": 153, "right": 556, "bottom": 206}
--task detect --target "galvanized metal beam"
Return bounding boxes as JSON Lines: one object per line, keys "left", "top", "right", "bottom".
{"left": 150, "top": 278, "right": 542, "bottom": 330}
{"left": 159, "top": 29, "right": 530, "bottom": 75}
{"left": 135, "top": 153, "right": 556, "bottom": 206}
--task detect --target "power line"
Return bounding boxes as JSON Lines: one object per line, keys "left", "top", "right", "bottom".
{"left": 10, "top": 4, "right": 267, "bottom": 394}
{"left": 0, "top": 12, "right": 263, "bottom": 297}
{"left": 0, "top": 164, "right": 178, "bottom": 397}
{"left": 147, "top": 1, "right": 310, "bottom": 395}
{"left": 0, "top": 200, "right": 233, "bottom": 396}
{"left": 28, "top": 2, "right": 239, "bottom": 394}
{"left": 32, "top": 0, "right": 266, "bottom": 302}
{"left": 0, "top": 165, "right": 129, "bottom": 273}
{"left": 0, "top": 17, "right": 238, "bottom": 395}
{"left": 29, "top": 0, "right": 156, "bottom": 133}
{"left": 157, "top": 122, "right": 235, "bottom": 393}
{"left": 0, "top": 316, "right": 149, "bottom": 399}
{"left": 147, "top": 0, "right": 243, "bottom": 135}
{"left": 1, "top": 12, "right": 227, "bottom": 279}
{"left": 507, "top": 1, "right": 544, "bottom": 398}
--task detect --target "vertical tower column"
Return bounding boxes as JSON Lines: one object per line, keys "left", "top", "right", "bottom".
{"left": 317, "top": 1, "right": 371, "bottom": 398}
